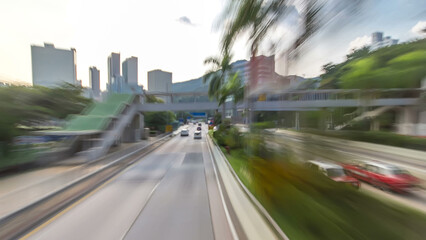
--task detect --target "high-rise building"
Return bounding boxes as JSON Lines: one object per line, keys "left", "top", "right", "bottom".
{"left": 89, "top": 67, "right": 100, "bottom": 97}
{"left": 372, "top": 32, "right": 383, "bottom": 44}
{"left": 370, "top": 32, "right": 398, "bottom": 52}
{"left": 249, "top": 55, "right": 275, "bottom": 88}
{"left": 147, "top": 70, "right": 172, "bottom": 92}
{"left": 108, "top": 52, "right": 120, "bottom": 85}
{"left": 122, "top": 57, "right": 138, "bottom": 85}
{"left": 31, "top": 43, "right": 77, "bottom": 87}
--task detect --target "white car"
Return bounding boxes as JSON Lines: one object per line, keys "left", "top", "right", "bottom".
{"left": 306, "top": 160, "right": 360, "bottom": 189}
{"left": 180, "top": 129, "right": 189, "bottom": 136}
{"left": 194, "top": 130, "right": 202, "bottom": 139}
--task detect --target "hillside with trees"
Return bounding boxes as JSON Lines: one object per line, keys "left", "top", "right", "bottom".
{"left": 320, "top": 39, "right": 426, "bottom": 89}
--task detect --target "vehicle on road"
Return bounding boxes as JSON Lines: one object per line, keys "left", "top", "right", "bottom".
{"left": 342, "top": 161, "right": 420, "bottom": 192}
{"left": 197, "top": 126, "right": 201, "bottom": 131}
{"left": 198, "top": 123, "right": 202, "bottom": 126}
{"left": 194, "top": 130, "right": 202, "bottom": 139}
{"left": 307, "top": 160, "right": 360, "bottom": 189}
{"left": 180, "top": 129, "right": 189, "bottom": 136}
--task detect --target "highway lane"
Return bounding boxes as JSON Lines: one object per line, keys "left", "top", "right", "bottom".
{"left": 0, "top": 140, "right": 155, "bottom": 219}
{"left": 268, "top": 130, "right": 426, "bottom": 213}
{"left": 25, "top": 123, "right": 234, "bottom": 240}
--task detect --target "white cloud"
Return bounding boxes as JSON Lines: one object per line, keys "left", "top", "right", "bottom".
{"left": 347, "top": 35, "right": 371, "bottom": 53}
{"left": 411, "top": 21, "right": 426, "bottom": 35}
{"left": 177, "top": 16, "right": 195, "bottom": 26}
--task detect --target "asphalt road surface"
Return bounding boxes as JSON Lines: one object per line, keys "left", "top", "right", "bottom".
{"left": 25, "top": 123, "right": 234, "bottom": 240}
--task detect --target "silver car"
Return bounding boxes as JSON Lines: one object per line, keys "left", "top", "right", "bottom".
{"left": 180, "top": 129, "right": 189, "bottom": 136}
{"left": 194, "top": 130, "right": 202, "bottom": 139}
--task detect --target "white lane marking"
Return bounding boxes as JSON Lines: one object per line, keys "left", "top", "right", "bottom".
{"left": 120, "top": 153, "right": 185, "bottom": 240}
{"left": 206, "top": 138, "right": 239, "bottom": 240}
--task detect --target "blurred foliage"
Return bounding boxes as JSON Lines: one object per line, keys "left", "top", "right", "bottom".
{"left": 213, "top": 120, "right": 243, "bottom": 149}
{"left": 0, "top": 84, "right": 91, "bottom": 155}
{"left": 144, "top": 95, "right": 176, "bottom": 132}
{"left": 320, "top": 39, "right": 426, "bottom": 89}
{"left": 302, "top": 129, "right": 426, "bottom": 151}
{"left": 214, "top": 111, "right": 222, "bottom": 125}
{"left": 251, "top": 121, "right": 275, "bottom": 130}
{"left": 213, "top": 130, "right": 426, "bottom": 239}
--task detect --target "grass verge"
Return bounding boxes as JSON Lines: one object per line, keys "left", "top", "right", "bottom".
{"left": 210, "top": 132, "right": 426, "bottom": 240}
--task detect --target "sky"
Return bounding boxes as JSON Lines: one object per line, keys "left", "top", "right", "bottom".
{"left": 0, "top": 0, "right": 425, "bottom": 90}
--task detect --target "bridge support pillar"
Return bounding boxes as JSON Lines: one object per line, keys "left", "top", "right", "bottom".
{"left": 417, "top": 111, "right": 426, "bottom": 136}
{"left": 370, "top": 118, "right": 380, "bottom": 131}
{"left": 396, "top": 107, "right": 422, "bottom": 136}
{"left": 295, "top": 112, "right": 300, "bottom": 130}
{"left": 123, "top": 113, "right": 143, "bottom": 142}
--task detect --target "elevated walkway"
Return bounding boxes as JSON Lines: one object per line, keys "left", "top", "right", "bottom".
{"left": 335, "top": 106, "right": 395, "bottom": 130}
{"left": 39, "top": 94, "right": 143, "bottom": 161}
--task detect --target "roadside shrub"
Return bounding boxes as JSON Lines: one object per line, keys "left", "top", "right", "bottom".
{"left": 242, "top": 156, "right": 426, "bottom": 240}
{"left": 252, "top": 121, "right": 275, "bottom": 130}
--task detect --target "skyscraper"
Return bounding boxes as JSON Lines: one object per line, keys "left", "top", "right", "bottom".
{"left": 31, "top": 43, "right": 77, "bottom": 87}
{"left": 372, "top": 32, "right": 383, "bottom": 44}
{"left": 370, "top": 32, "right": 398, "bottom": 52}
{"left": 89, "top": 67, "right": 100, "bottom": 97}
{"left": 108, "top": 52, "right": 120, "bottom": 85}
{"left": 122, "top": 57, "right": 138, "bottom": 85}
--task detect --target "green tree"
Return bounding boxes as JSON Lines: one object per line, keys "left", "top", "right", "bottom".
{"left": 203, "top": 51, "right": 235, "bottom": 122}
{"left": 143, "top": 95, "right": 176, "bottom": 132}
{"left": 219, "top": 0, "right": 363, "bottom": 123}
{"left": 0, "top": 84, "right": 92, "bottom": 155}
{"left": 221, "top": 72, "right": 245, "bottom": 122}
{"left": 319, "top": 39, "right": 426, "bottom": 89}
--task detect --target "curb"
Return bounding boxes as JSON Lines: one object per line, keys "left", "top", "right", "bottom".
{"left": 207, "top": 134, "right": 289, "bottom": 240}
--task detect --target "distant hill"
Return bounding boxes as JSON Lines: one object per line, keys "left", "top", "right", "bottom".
{"left": 172, "top": 76, "right": 208, "bottom": 93}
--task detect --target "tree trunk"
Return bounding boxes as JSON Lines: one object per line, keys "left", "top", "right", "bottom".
{"left": 222, "top": 102, "right": 226, "bottom": 123}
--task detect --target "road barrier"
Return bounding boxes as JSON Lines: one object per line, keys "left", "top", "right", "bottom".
{"left": 206, "top": 134, "right": 289, "bottom": 240}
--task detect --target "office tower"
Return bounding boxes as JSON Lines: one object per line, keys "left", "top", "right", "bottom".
{"left": 89, "top": 67, "right": 100, "bottom": 97}
{"left": 122, "top": 57, "right": 138, "bottom": 85}
{"left": 108, "top": 52, "right": 120, "bottom": 85}
{"left": 31, "top": 43, "right": 77, "bottom": 87}
{"left": 372, "top": 32, "right": 383, "bottom": 44}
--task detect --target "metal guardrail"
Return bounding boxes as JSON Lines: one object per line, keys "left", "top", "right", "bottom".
{"left": 206, "top": 134, "right": 289, "bottom": 240}
{"left": 0, "top": 133, "right": 174, "bottom": 240}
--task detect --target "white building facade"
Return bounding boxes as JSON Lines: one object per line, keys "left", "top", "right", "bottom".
{"left": 122, "top": 57, "right": 138, "bottom": 86}
{"left": 369, "top": 32, "right": 398, "bottom": 52}
{"left": 31, "top": 43, "right": 77, "bottom": 87}
{"left": 147, "top": 70, "right": 172, "bottom": 92}
{"left": 108, "top": 52, "right": 120, "bottom": 86}
{"left": 147, "top": 70, "right": 172, "bottom": 103}
{"left": 89, "top": 66, "right": 100, "bottom": 97}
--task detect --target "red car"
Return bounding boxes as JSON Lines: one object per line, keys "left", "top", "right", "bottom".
{"left": 342, "top": 161, "right": 420, "bottom": 193}
{"left": 307, "top": 161, "right": 360, "bottom": 188}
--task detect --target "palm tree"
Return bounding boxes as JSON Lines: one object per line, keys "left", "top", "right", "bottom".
{"left": 223, "top": 72, "right": 244, "bottom": 123}
{"left": 220, "top": 0, "right": 363, "bottom": 125}
{"left": 203, "top": 51, "right": 235, "bottom": 123}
